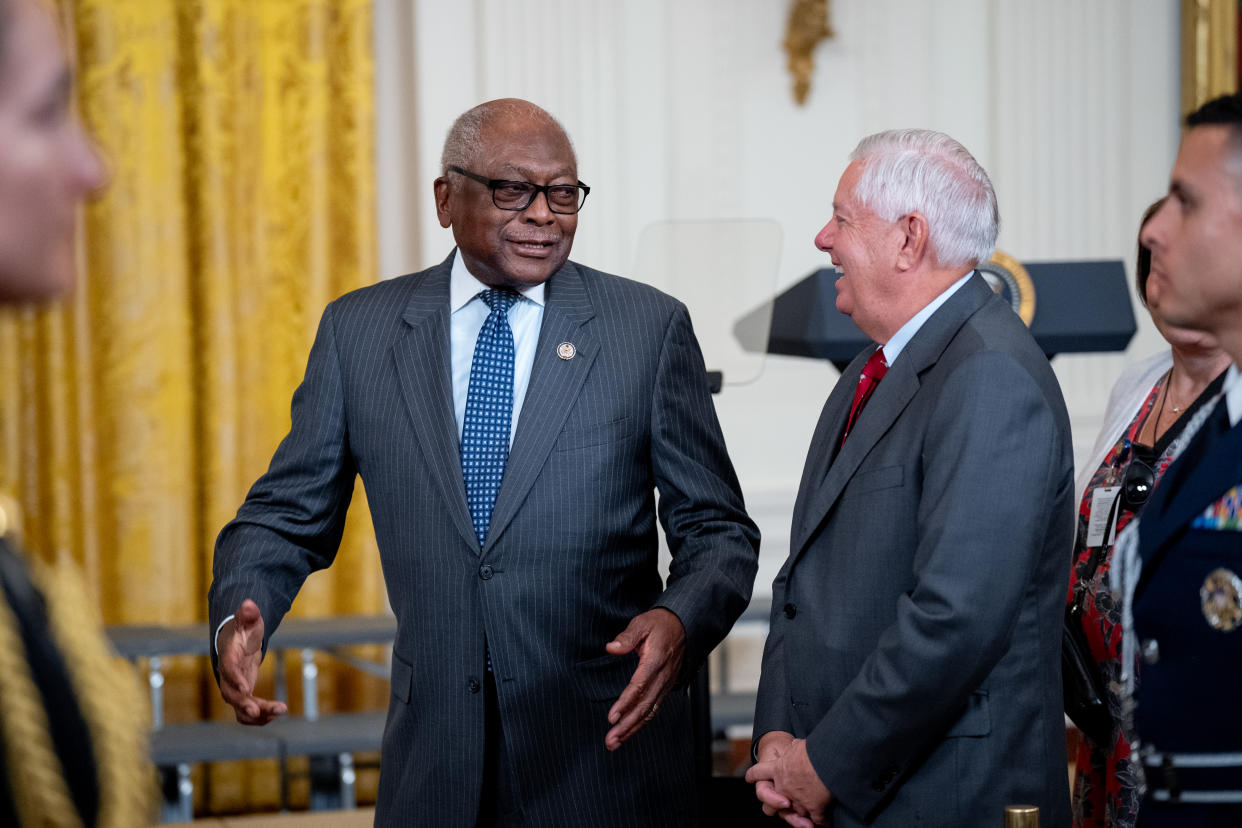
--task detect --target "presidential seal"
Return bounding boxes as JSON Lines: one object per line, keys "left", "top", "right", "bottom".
{"left": 557, "top": 341, "right": 576, "bottom": 360}
{"left": 978, "top": 250, "right": 1036, "bottom": 327}
{"left": 1200, "top": 568, "right": 1242, "bottom": 632}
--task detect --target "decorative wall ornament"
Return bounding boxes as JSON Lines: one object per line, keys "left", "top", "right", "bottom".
{"left": 978, "top": 250, "right": 1037, "bottom": 327}
{"left": 1181, "top": 0, "right": 1238, "bottom": 116}
{"left": 784, "top": 0, "right": 834, "bottom": 105}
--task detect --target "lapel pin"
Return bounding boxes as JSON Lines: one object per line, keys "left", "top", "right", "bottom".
{"left": 557, "top": 341, "right": 576, "bottom": 360}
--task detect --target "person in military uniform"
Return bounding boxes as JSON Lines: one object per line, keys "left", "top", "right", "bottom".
{"left": 0, "top": 0, "right": 150, "bottom": 824}
{"left": 1117, "top": 92, "right": 1242, "bottom": 828}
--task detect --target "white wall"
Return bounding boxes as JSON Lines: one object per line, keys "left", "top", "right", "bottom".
{"left": 375, "top": 2, "right": 1183, "bottom": 676}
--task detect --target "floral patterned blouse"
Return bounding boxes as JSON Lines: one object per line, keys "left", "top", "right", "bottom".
{"left": 1068, "top": 371, "right": 1222, "bottom": 828}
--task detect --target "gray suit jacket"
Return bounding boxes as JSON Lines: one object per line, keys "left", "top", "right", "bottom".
{"left": 209, "top": 252, "right": 760, "bottom": 827}
{"left": 754, "top": 275, "right": 1073, "bottom": 827}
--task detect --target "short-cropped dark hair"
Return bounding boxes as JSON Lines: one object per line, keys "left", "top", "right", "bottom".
{"left": 1187, "top": 92, "right": 1242, "bottom": 129}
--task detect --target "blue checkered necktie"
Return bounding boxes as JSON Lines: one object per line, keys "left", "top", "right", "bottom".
{"left": 461, "top": 288, "right": 520, "bottom": 545}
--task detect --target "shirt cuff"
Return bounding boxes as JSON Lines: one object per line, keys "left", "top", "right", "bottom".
{"left": 214, "top": 614, "right": 235, "bottom": 655}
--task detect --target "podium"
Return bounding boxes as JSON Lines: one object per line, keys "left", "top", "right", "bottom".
{"left": 734, "top": 259, "right": 1137, "bottom": 369}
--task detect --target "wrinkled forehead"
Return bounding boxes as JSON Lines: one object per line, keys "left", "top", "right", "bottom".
{"left": 473, "top": 115, "right": 577, "bottom": 176}
{"left": 831, "top": 160, "right": 867, "bottom": 211}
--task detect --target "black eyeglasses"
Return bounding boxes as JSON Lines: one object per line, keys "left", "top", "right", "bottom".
{"left": 1121, "top": 455, "right": 1155, "bottom": 511}
{"left": 448, "top": 166, "right": 590, "bottom": 214}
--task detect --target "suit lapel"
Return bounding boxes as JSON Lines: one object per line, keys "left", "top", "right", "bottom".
{"left": 1140, "top": 406, "right": 1242, "bottom": 562}
{"left": 484, "top": 263, "right": 599, "bottom": 553}
{"left": 391, "top": 254, "right": 481, "bottom": 554}
{"left": 791, "top": 356, "right": 921, "bottom": 555}
{"left": 789, "top": 348, "right": 869, "bottom": 545}
{"left": 790, "top": 274, "right": 994, "bottom": 556}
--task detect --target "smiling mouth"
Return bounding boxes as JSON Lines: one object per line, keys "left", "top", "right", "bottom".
{"left": 508, "top": 238, "right": 557, "bottom": 256}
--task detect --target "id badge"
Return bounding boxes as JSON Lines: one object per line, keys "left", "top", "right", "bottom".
{"left": 1086, "top": 486, "right": 1121, "bottom": 547}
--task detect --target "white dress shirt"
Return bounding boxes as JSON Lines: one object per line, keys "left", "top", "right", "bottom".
{"left": 1224, "top": 363, "right": 1242, "bottom": 427}
{"left": 880, "top": 271, "right": 974, "bottom": 366}
{"left": 449, "top": 251, "right": 545, "bottom": 447}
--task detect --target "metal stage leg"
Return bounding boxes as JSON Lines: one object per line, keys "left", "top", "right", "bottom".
{"left": 308, "top": 752, "right": 356, "bottom": 810}
{"left": 159, "top": 762, "right": 193, "bottom": 823}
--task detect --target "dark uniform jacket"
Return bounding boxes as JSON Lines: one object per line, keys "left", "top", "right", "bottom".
{"left": 1133, "top": 403, "right": 1242, "bottom": 825}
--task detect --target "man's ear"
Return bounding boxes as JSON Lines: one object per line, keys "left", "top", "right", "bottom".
{"left": 895, "top": 211, "right": 930, "bottom": 271}
{"left": 434, "top": 177, "right": 452, "bottom": 229}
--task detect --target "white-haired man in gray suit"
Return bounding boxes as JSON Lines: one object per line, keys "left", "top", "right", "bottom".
{"left": 210, "top": 98, "right": 759, "bottom": 827}
{"left": 749, "top": 130, "right": 1073, "bottom": 828}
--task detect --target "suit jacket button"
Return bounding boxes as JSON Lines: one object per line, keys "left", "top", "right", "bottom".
{"left": 784, "top": 603, "right": 797, "bottom": 619}
{"left": 468, "top": 677, "right": 481, "bottom": 694}
{"left": 479, "top": 565, "right": 494, "bottom": 580}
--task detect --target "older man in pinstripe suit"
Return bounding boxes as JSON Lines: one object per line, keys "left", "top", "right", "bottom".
{"left": 209, "top": 99, "right": 759, "bottom": 827}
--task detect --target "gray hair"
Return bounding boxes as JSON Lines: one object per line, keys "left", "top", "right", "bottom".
{"left": 440, "top": 99, "right": 576, "bottom": 175}
{"left": 849, "top": 129, "right": 998, "bottom": 269}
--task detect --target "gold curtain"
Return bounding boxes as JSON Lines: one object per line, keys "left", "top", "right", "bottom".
{"left": 0, "top": 0, "right": 385, "bottom": 814}
{"left": 1181, "top": 0, "right": 1239, "bottom": 115}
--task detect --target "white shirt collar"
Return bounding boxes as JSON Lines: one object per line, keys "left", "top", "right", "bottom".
{"left": 880, "top": 271, "right": 974, "bottom": 366}
{"left": 449, "top": 249, "right": 546, "bottom": 313}
{"left": 1224, "top": 363, "right": 1242, "bottom": 427}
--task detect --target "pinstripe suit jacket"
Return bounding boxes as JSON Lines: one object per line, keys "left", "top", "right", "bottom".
{"left": 754, "top": 276, "right": 1074, "bottom": 827}
{"left": 209, "top": 252, "right": 759, "bottom": 827}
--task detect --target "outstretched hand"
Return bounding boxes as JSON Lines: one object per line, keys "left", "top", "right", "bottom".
{"left": 216, "top": 599, "right": 287, "bottom": 725}
{"left": 604, "top": 607, "right": 685, "bottom": 751}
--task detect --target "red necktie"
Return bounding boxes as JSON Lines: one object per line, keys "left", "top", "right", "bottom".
{"left": 841, "top": 348, "right": 889, "bottom": 445}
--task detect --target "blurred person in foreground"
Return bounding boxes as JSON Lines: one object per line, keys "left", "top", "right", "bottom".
{"left": 747, "top": 129, "right": 1074, "bottom": 827}
{"left": 0, "top": 0, "right": 150, "bottom": 825}
{"left": 1067, "top": 198, "right": 1230, "bottom": 828}
{"left": 1109, "top": 91, "right": 1242, "bottom": 828}
{"left": 209, "top": 98, "right": 759, "bottom": 826}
